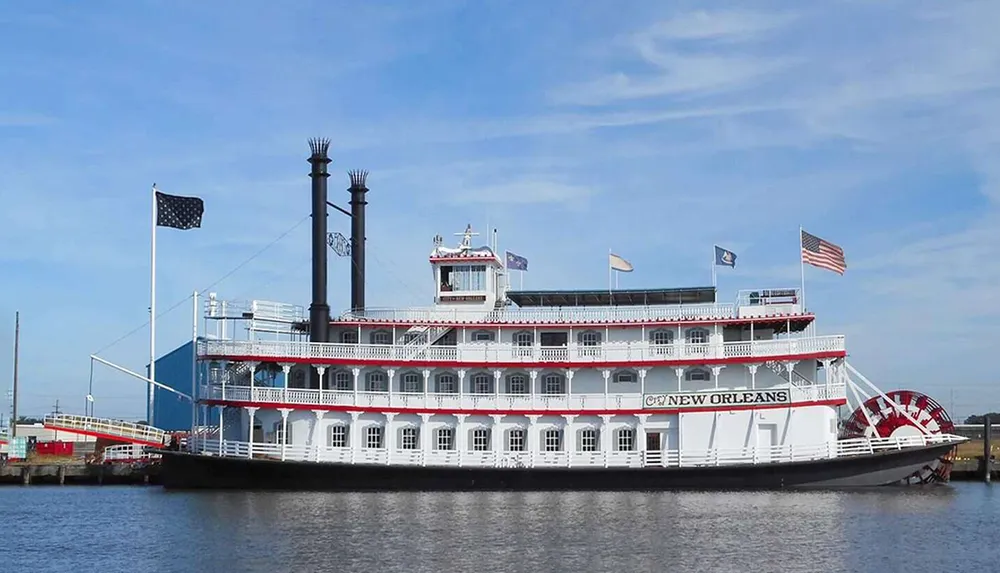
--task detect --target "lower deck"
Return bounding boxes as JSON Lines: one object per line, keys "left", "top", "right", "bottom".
{"left": 186, "top": 431, "right": 956, "bottom": 472}
{"left": 197, "top": 402, "right": 846, "bottom": 469}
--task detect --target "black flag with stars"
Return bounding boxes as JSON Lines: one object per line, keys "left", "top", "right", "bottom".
{"left": 155, "top": 191, "right": 204, "bottom": 230}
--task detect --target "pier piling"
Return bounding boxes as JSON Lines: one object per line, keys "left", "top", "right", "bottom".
{"left": 985, "top": 416, "right": 992, "bottom": 483}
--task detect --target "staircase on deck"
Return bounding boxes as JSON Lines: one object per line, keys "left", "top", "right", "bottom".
{"left": 399, "top": 325, "right": 453, "bottom": 360}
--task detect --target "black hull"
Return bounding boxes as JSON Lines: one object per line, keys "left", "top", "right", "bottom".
{"left": 159, "top": 442, "right": 958, "bottom": 491}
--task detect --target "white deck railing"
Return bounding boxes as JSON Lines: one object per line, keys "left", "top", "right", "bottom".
{"left": 337, "top": 289, "right": 805, "bottom": 325}
{"left": 200, "top": 383, "right": 846, "bottom": 410}
{"left": 43, "top": 414, "right": 168, "bottom": 446}
{"left": 340, "top": 303, "right": 744, "bottom": 324}
{"left": 199, "top": 335, "right": 845, "bottom": 364}
{"left": 188, "top": 432, "right": 965, "bottom": 469}
{"left": 101, "top": 443, "right": 161, "bottom": 463}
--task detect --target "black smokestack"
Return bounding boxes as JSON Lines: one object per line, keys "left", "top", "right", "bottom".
{"left": 348, "top": 170, "right": 368, "bottom": 312}
{"left": 308, "top": 138, "right": 331, "bottom": 347}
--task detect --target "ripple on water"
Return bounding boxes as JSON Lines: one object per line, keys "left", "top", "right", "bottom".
{"left": 4, "top": 483, "right": 1000, "bottom": 573}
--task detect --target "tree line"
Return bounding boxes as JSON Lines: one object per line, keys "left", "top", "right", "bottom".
{"left": 964, "top": 413, "right": 1000, "bottom": 425}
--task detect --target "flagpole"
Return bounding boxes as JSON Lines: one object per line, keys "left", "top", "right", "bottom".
{"left": 711, "top": 245, "right": 717, "bottom": 289}
{"left": 520, "top": 270, "right": 523, "bottom": 290}
{"left": 149, "top": 184, "right": 157, "bottom": 426}
{"left": 608, "top": 248, "right": 612, "bottom": 292}
{"left": 191, "top": 290, "right": 198, "bottom": 437}
{"left": 799, "top": 226, "right": 806, "bottom": 312}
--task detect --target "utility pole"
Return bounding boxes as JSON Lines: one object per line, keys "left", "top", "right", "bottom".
{"left": 52, "top": 398, "right": 60, "bottom": 441}
{"left": 11, "top": 311, "right": 18, "bottom": 439}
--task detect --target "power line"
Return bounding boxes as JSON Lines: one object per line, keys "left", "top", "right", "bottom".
{"left": 93, "top": 213, "right": 311, "bottom": 355}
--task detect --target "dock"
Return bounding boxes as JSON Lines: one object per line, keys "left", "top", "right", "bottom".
{"left": 0, "top": 460, "right": 160, "bottom": 485}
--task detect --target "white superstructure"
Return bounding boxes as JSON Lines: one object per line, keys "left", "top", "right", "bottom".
{"left": 182, "top": 225, "right": 966, "bottom": 473}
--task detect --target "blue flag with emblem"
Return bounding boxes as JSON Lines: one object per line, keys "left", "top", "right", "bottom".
{"left": 714, "top": 245, "right": 737, "bottom": 267}
{"left": 506, "top": 251, "right": 528, "bottom": 271}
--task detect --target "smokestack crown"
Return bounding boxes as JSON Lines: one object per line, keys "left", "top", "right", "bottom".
{"left": 308, "top": 138, "right": 331, "bottom": 161}
{"left": 349, "top": 169, "right": 368, "bottom": 189}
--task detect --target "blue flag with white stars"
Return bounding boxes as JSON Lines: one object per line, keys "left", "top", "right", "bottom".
{"left": 506, "top": 251, "right": 528, "bottom": 271}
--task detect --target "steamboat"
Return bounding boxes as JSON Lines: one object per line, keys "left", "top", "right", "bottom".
{"left": 160, "top": 139, "right": 966, "bottom": 490}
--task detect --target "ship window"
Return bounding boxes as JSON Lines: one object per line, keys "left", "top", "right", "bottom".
{"left": 327, "top": 425, "right": 348, "bottom": 448}
{"left": 508, "top": 429, "right": 525, "bottom": 451}
{"left": 513, "top": 331, "right": 533, "bottom": 346}
{"left": 542, "top": 373, "right": 564, "bottom": 395}
{"left": 472, "top": 428, "right": 490, "bottom": 451}
{"left": 614, "top": 370, "right": 636, "bottom": 384}
{"left": 685, "top": 368, "right": 710, "bottom": 382}
{"left": 543, "top": 428, "right": 562, "bottom": 452}
{"left": 686, "top": 328, "right": 709, "bottom": 344}
{"left": 650, "top": 329, "right": 674, "bottom": 345}
{"left": 579, "top": 428, "right": 598, "bottom": 452}
{"left": 366, "top": 371, "right": 387, "bottom": 392}
{"left": 370, "top": 330, "right": 392, "bottom": 345}
{"left": 402, "top": 372, "right": 422, "bottom": 393}
{"left": 400, "top": 427, "right": 418, "bottom": 450}
{"left": 506, "top": 374, "right": 527, "bottom": 394}
{"left": 441, "top": 264, "right": 487, "bottom": 292}
{"left": 365, "top": 426, "right": 383, "bottom": 449}
{"left": 435, "top": 373, "right": 456, "bottom": 393}
{"left": 617, "top": 428, "right": 634, "bottom": 451}
{"left": 472, "top": 373, "right": 492, "bottom": 394}
{"left": 341, "top": 331, "right": 359, "bottom": 344}
{"left": 578, "top": 331, "right": 601, "bottom": 346}
{"left": 333, "top": 370, "right": 351, "bottom": 391}
{"left": 471, "top": 330, "right": 494, "bottom": 342}
{"left": 436, "top": 427, "right": 454, "bottom": 451}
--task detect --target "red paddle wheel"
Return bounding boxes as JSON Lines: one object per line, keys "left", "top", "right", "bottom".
{"left": 841, "top": 390, "right": 957, "bottom": 484}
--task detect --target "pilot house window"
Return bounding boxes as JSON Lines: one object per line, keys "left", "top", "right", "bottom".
{"left": 440, "top": 264, "right": 486, "bottom": 292}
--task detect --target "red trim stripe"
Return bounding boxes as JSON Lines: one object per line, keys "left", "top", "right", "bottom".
{"left": 201, "top": 350, "right": 845, "bottom": 369}
{"left": 331, "top": 315, "right": 815, "bottom": 330}
{"left": 201, "top": 397, "right": 847, "bottom": 416}
{"left": 41, "top": 425, "right": 164, "bottom": 448}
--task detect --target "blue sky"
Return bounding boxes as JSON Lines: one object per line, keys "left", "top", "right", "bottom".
{"left": 1, "top": 0, "right": 998, "bottom": 421}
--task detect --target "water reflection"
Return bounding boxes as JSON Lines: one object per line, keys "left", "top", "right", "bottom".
{"left": 3, "top": 484, "right": 999, "bottom": 573}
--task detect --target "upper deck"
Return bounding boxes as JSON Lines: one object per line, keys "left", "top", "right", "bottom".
{"left": 334, "top": 288, "right": 809, "bottom": 328}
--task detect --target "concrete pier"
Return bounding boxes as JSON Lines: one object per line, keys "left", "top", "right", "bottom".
{"left": 0, "top": 462, "right": 160, "bottom": 486}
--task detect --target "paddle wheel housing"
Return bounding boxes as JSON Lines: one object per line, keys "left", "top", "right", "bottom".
{"left": 841, "top": 390, "right": 957, "bottom": 483}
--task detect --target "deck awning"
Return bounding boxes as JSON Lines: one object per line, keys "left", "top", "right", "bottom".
{"left": 506, "top": 287, "right": 716, "bottom": 307}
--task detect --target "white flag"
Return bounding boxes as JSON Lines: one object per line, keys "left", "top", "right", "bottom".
{"left": 609, "top": 253, "right": 633, "bottom": 272}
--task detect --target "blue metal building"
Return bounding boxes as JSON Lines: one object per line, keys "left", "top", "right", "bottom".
{"left": 147, "top": 339, "right": 216, "bottom": 431}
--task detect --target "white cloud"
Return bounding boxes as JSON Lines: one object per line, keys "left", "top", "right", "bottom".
{"left": 636, "top": 10, "right": 798, "bottom": 43}
{"left": 550, "top": 9, "right": 798, "bottom": 105}
{"left": 449, "top": 181, "right": 598, "bottom": 206}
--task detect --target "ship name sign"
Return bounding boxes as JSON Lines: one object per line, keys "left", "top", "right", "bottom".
{"left": 643, "top": 389, "right": 791, "bottom": 409}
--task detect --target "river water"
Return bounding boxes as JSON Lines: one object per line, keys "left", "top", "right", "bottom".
{"left": 5, "top": 483, "right": 999, "bottom": 572}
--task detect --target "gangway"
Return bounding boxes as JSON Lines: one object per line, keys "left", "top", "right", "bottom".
{"left": 101, "top": 443, "right": 162, "bottom": 463}
{"left": 43, "top": 414, "right": 168, "bottom": 448}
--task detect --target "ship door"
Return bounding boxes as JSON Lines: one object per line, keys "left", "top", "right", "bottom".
{"left": 646, "top": 432, "right": 661, "bottom": 451}
{"left": 757, "top": 423, "right": 778, "bottom": 463}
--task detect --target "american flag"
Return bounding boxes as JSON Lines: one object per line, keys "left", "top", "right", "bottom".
{"left": 801, "top": 229, "right": 846, "bottom": 274}
{"left": 155, "top": 191, "right": 204, "bottom": 230}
